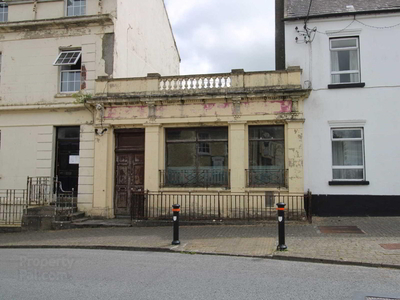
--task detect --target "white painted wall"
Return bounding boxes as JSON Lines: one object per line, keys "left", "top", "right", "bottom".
{"left": 0, "top": 0, "right": 179, "bottom": 215}
{"left": 0, "top": 32, "right": 111, "bottom": 106}
{"left": 113, "top": 0, "right": 180, "bottom": 77}
{"left": 7, "top": 0, "right": 117, "bottom": 21}
{"left": 285, "top": 13, "right": 400, "bottom": 195}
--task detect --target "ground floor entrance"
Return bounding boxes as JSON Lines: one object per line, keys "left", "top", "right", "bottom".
{"left": 114, "top": 129, "right": 145, "bottom": 216}
{"left": 55, "top": 126, "right": 80, "bottom": 196}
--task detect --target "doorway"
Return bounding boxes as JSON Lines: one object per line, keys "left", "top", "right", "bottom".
{"left": 55, "top": 127, "right": 80, "bottom": 196}
{"left": 114, "top": 130, "right": 145, "bottom": 216}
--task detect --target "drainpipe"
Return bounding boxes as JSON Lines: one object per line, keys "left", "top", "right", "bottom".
{"left": 275, "top": 0, "right": 286, "bottom": 70}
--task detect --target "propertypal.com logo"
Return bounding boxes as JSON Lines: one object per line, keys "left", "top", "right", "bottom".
{"left": 18, "top": 256, "right": 75, "bottom": 282}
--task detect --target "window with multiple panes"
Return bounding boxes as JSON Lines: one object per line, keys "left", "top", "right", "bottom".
{"left": 66, "top": 0, "right": 86, "bottom": 17}
{"left": 0, "top": 1, "right": 7, "bottom": 22}
{"left": 53, "top": 50, "right": 82, "bottom": 93}
{"left": 165, "top": 127, "right": 228, "bottom": 187}
{"left": 248, "top": 125, "right": 285, "bottom": 187}
{"left": 330, "top": 37, "right": 360, "bottom": 84}
{"left": 331, "top": 128, "right": 365, "bottom": 180}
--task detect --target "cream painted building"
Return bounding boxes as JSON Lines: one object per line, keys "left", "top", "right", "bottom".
{"left": 88, "top": 69, "right": 309, "bottom": 218}
{"left": 0, "top": 0, "right": 180, "bottom": 215}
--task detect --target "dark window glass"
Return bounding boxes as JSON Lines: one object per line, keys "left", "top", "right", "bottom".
{"left": 57, "top": 127, "right": 80, "bottom": 139}
{"left": 248, "top": 125, "right": 285, "bottom": 187}
{"left": 165, "top": 127, "right": 228, "bottom": 187}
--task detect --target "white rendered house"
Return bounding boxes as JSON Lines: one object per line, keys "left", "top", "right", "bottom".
{"left": 279, "top": 0, "right": 400, "bottom": 215}
{"left": 0, "top": 0, "right": 180, "bottom": 217}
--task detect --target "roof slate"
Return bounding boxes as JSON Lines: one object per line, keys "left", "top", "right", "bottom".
{"left": 286, "top": 0, "right": 400, "bottom": 19}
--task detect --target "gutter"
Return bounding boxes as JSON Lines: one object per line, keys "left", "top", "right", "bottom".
{"left": 284, "top": 8, "right": 400, "bottom": 21}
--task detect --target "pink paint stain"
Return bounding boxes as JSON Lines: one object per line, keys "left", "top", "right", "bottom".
{"left": 138, "top": 106, "right": 147, "bottom": 116}
{"left": 203, "top": 103, "right": 215, "bottom": 110}
{"left": 269, "top": 100, "right": 292, "bottom": 113}
{"left": 218, "top": 103, "right": 230, "bottom": 109}
{"left": 105, "top": 106, "right": 118, "bottom": 119}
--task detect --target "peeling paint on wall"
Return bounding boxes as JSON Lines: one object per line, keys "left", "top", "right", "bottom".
{"left": 203, "top": 103, "right": 215, "bottom": 110}
{"left": 270, "top": 100, "right": 292, "bottom": 113}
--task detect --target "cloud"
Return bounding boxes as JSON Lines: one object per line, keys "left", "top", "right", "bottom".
{"left": 164, "top": 0, "right": 276, "bottom": 75}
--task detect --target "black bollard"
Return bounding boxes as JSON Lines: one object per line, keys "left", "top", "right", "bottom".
{"left": 171, "top": 204, "right": 180, "bottom": 245}
{"left": 276, "top": 202, "right": 287, "bottom": 251}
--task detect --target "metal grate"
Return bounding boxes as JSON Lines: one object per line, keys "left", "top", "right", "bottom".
{"left": 380, "top": 243, "right": 400, "bottom": 250}
{"left": 318, "top": 226, "right": 364, "bottom": 234}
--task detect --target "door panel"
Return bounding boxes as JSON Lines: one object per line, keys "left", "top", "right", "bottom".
{"left": 114, "top": 131, "right": 145, "bottom": 216}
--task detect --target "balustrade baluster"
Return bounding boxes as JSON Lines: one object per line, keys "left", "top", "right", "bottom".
{"left": 195, "top": 78, "right": 200, "bottom": 89}
{"left": 216, "top": 77, "right": 221, "bottom": 88}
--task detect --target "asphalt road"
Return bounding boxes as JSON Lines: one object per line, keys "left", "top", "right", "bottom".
{"left": 0, "top": 249, "right": 399, "bottom": 300}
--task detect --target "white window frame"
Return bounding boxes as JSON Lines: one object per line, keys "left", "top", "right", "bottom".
{"left": 54, "top": 50, "right": 82, "bottom": 93}
{"left": 330, "top": 37, "right": 361, "bottom": 84}
{"left": 197, "top": 132, "right": 211, "bottom": 155}
{"left": 331, "top": 127, "right": 365, "bottom": 181}
{"left": 0, "top": 1, "right": 8, "bottom": 22}
{"left": 65, "top": 0, "right": 86, "bottom": 17}
{"left": 59, "top": 70, "right": 81, "bottom": 93}
{"left": 0, "top": 53, "right": 2, "bottom": 83}
{"left": 53, "top": 51, "right": 82, "bottom": 66}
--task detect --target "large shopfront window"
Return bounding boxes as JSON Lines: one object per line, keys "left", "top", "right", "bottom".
{"left": 165, "top": 127, "right": 229, "bottom": 187}
{"left": 248, "top": 125, "right": 285, "bottom": 187}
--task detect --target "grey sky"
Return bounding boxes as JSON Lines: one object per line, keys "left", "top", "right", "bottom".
{"left": 164, "top": 0, "right": 276, "bottom": 75}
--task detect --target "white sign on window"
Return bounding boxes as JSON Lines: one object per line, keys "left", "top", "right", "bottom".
{"left": 69, "top": 155, "right": 80, "bottom": 164}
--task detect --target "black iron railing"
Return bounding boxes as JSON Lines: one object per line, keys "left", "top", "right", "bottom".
{"left": 245, "top": 168, "right": 287, "bottom": 187}
{"left": 27, "top": 176, "right": 55, "bottom": 206}
{"left": 131, "top": 191, "right": 307, "bottom": 221}
{"left": 54, "top": 190, "right": 76, "bottom": 217}
{"left": 160, "top": 169, "right": 230, "bottom": 188}
{"left": 0, "top": 189, "right": 28, "bottom": 226}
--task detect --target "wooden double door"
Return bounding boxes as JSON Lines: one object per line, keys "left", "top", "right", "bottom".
{"left": 114, "top": 130, "right": 145, "bottom": 216}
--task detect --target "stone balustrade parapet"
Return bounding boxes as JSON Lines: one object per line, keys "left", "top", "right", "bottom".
{"left": 94, "top": 68, "right": 303, "bottom": 96}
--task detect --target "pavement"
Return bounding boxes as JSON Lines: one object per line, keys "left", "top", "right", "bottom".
{"left": 1, "top": 217, "right": 400, "bottom": 269}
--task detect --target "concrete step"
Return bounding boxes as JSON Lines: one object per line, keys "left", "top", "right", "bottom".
{"left": 52, "top": 221, "right": 72, "bottom": 230}
{"left": 25, "top": 206, "right": 54, "bottom": 216}
{"left": 54, "top": 210, "right": 85, "bottom": 222}
{"left": 70, "top": 211, "right": 85, "bottom": 220}
{"left": 71, "top": 219, "right": 132, "bottom": 228}
{"left": 71, "top": 217, "right": 90, "bottom": 223}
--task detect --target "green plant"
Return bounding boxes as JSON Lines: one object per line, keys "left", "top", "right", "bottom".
{"left": 73, "top": 92, "right": 92, "bottom": 104}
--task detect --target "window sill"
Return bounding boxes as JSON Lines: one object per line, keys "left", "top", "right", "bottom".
{"left": 329, "top": 181, "right": 369, "bottom": 186}
{"left": 328, "top": 82, "right": 365, "bottom": 89}
{"left": 54, "top": 93, "right": 78, "bottom": 98}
